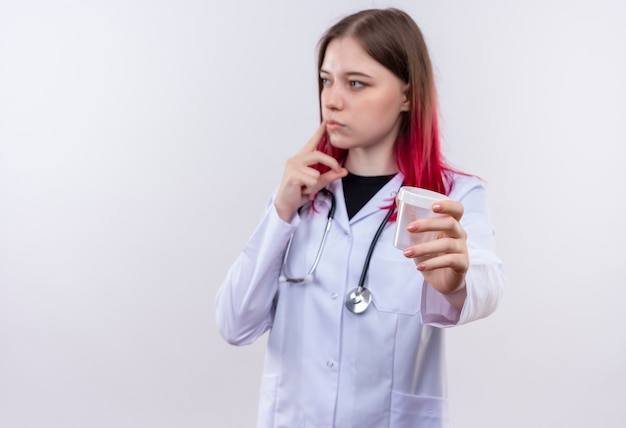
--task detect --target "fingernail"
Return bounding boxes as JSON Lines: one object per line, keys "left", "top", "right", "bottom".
{"left": 407, "top": 224, "right": 417, "bottom": 232}
{"left": 417, "top": 263, "right": 426, "bottom": 271}
{"left": 432, "top": 204, "right": 442, "bottom": 212}
{"left": 403, "top": 249, "right": 414, "bottom": 257}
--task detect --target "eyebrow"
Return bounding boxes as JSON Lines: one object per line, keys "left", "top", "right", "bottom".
{"left": 319, "top": 69, "right": 373, "bottom": 79}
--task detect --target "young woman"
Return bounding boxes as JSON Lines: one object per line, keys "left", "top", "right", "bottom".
{"left": 216, "top": 8, "right": 504, "bottom": 428}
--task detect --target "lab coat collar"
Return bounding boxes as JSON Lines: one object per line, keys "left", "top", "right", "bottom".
{"left": 328, "top": 172, "right": 404, "bottom": 231}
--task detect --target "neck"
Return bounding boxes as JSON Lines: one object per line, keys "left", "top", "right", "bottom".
{"left": 344, "top": 147, "right": 397, "bottom": 176}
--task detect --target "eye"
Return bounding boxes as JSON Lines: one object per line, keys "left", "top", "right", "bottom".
{"left": 320, "top": 77, "right": 331, "bottom": 86}
{"left": 349, "top": 80, "right": 365, "bottom": 88}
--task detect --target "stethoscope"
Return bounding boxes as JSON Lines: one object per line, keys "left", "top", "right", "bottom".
{"left": 279, "top": 188, "right": 396, "bottom": 314}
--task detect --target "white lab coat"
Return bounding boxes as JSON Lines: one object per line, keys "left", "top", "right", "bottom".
{"left": 216, "top": 172, "right": 504, "bottom": 428}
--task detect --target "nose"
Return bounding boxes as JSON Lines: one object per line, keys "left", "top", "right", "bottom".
{"left": 322, "top": 85, "right": 344, "bottom": 111}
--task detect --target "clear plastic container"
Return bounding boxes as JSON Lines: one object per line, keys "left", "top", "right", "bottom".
{"left": 393, "top": 186, "right": 449, "bottom": 249}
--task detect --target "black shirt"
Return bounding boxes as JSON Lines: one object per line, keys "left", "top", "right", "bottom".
{"left": 342, "top": 172, "right": 396, "bottom": 219}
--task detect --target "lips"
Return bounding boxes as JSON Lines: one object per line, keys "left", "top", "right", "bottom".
{"left": 325, "top": 120, "right": 345, "bottom": 131}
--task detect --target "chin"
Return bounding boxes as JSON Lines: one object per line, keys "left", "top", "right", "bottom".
{"left": 327, "top": 135, "right": 354, "bottom": 150}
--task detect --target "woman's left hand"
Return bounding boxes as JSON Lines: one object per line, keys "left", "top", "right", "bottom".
{"left": 401, "top": 200, "right": 469, "bottom": 296}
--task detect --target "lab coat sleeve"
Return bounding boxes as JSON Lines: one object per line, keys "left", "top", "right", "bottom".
{"left": 215, "top": 200, "right": 299, "bottom": 345}
{"left": 420, "top": 176, "right": 505, "bottom": 327}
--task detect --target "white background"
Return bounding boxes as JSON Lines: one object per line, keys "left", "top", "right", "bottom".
{"left": 1, "top": 0, "right": 625, "bottom": 427}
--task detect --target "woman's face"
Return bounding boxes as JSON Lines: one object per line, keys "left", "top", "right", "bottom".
{"left": 320, "top": 36, "right": 409, "bottom": 154}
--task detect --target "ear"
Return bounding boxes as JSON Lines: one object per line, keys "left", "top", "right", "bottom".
{"left": 400, "top": 84, "right": 410, "bottom": 112}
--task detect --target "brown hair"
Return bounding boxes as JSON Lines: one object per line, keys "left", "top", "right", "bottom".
{"left": 315, "top": 8, "right": 453, "bottom": 194}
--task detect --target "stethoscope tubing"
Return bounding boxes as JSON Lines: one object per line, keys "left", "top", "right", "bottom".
{"left": 354, "top": 204, "right": 396, "bottom": 293}
{"left": 280, "top": 189, "right": 335, "bottom": 284}
{"left": 279, "top": 187, "right": 397, "bottom": 314}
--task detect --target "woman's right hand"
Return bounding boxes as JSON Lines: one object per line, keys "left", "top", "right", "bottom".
{"left": 274, "top": 121, "right": 348, "bottom": 222}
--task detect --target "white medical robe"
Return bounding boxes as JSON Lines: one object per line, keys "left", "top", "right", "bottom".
{"left": 216, "top": 172, "right": 504, "bottom": 428}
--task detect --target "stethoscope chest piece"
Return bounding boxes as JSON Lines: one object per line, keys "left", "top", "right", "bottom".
{"left": 345, "top": 287, "right": 371, "bottom": 314}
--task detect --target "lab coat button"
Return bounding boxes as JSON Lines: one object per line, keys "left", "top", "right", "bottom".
{"left": 326, "top": 360, "right": 334, "bottom": 368}
{"left": 330, "top": 292, "right": 338, "bottom": 300}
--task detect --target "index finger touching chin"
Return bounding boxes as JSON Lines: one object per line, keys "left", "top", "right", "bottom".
{"left": 298, "top": 121, "right": 327, "bottom": 155}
